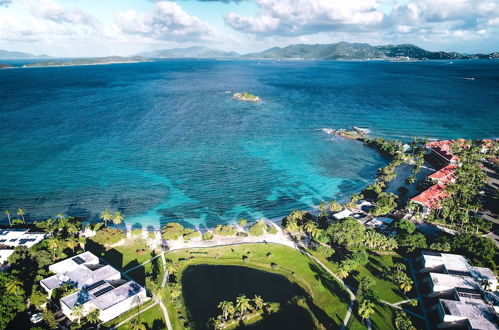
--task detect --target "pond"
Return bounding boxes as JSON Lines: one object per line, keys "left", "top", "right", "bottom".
{"left": 181, "top": 264, "right": 315, "bottom": 329}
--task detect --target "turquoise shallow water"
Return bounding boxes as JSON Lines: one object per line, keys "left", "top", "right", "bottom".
{"left": 0, "top": 60, "right": 498, "bottom": 228}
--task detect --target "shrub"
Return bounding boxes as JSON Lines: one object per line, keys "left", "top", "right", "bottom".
{"left": 183, "top": 229, "right": 200, "bottom": 241}
{"left": 271, "top": 262, "right": 279, "bottom": 269}
{"left": 393, "top": 219, "right": 416, "bottom": 234}
{"left": 267, "top": 225, "right": 278, "bottom": 234}
{"left": 238, "top": 218, "right": 247, "bottom": 227}
{"left": 213, "top": 225, "right": 237, "bottom": 236}
{"left": 236, "top": 232, "right": 248, "bottom": 237}
{"left": 429, "top": 242, "right": 451, "bottom": 252}
{"left": 313, "top": 245, "right": 335, "bottom": 258}
{"left": 91, "top": 227, "right": 125, "bottom": 245}
{"left": 131, "top": 228, "right": 142, "bottom": 236}
{"left": 202, "top": 231, "right": 213, "bottom": 241}
{"left": 248, "top": 220, "right": 268, "bottom": 236}
{"left": 162, "top": 222, "right": 184, "bottom": 240}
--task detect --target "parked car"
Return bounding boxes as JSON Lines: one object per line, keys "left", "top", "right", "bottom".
{"left": 30, "top": 313, "right": 43, "bottom": 324}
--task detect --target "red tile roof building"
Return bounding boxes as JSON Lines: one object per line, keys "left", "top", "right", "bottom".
{"left": 411, "top": 183, "right": 449, "bottom": 211}
{"left": 428, "top": 164, "right": 458, "bottom": 184}
{"left": 427, "top": 140, "right": 461, "bottom": 164}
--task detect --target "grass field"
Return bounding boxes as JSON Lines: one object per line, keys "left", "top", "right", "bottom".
{"left": 165, "top": 243, "right": 351, "bottom": 329}
{"left": 116, "top": 304, "right": 165, "bottom": 330}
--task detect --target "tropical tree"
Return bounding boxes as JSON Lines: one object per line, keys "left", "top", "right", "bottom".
{"left": 86, "top": 309, "right": 100, "bottom": 324}
{"left": 66, "top": 237, "right": 78, "bottom": 253}
{"left": 4, "top": 210, "right": 11, "bottom": 226}
{"left": 238, "top": 218, "right": 247, "bottom": 227}
{"left": 303, "top": 221, "right": 317, "bottom": 237}
{"left": 318, "top": 201, "right": 328, "bottom": 217}
{"left": 71, "top": 304, "right": 84, "bottom": 325}
{"left": 170, "top": 283, "right": 182, "bottom": 301}
{"left": 165, "top": 260, "right": 178, "bottom": 282}
{"left": 56, "top": 213, "right": 65, "bottom": 221}
{"left": 399, "top": 277, "right": 413, "bottom": 294}
{"left": 338, "top": 267, "right": 349, "bottom": 279}
{"left": 100, "top": 208, "right": 113, "bottom": 227}
{"left": 129, "top": 317, "right": 146, "bottom": 330}
{"left": 113, "top": 211, "right": 124, "bottom": 226}
{"left": 78, "top": 237, "right": 87, "bottom": 251}
{"left": 5, "top": 279, "right": 22, "bottom": 294}
{"left": 351, "top": 193, "right": 364, "bottom": 203}
{"left": 358, "top": 299, "right": 375, "bottom": 319}
{"left": 236, "top": 295, "right": 252, "bottom": 319}
{"left": 16, "top": 208, "right": 25, "bottom": 223}
{"left": 47, "top": 237, "right": 59, "bottom": 259}
{"left": 218, "top": 300, "right": 236, "bottom": 321}
{"left": 253, "top": 295, "right": 264, "bottom": 311}
{"left": 329, "top": 200, "right": 342, "bottom": 213}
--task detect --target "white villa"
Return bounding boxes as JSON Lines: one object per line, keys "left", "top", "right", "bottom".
{"left": 0, "top": 228, "right": 46, "bottom": 264}
{"left": 418, "top": 251, "right": 499, "bottom": 329}
{"left": 40, "top": 251, "right": 149, "bottom": 323}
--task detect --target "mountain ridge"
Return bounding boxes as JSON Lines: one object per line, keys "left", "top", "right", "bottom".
{"left": 0, "top": 49, "right": 50, "bottom": 59}
{"left": 137, "top": 42, "right": 499, "bottom": 60}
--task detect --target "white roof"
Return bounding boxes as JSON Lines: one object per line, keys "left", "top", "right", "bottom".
{"left": 333, "top": 209, "right": 352, "bottom": 220}
{"left": 422, "top": 252, "right": 470, "bottom": 273}
{"left": 0, "top": 229, "right": 45, "bottom": 248}
{"left": 430, "top": 273, "right": 479, "bottom": 291}
{"left": 440, "top": 299, "right": 498, "bottom": 330}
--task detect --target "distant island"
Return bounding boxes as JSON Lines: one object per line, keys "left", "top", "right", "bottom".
{"left": 0, "top": 49, "right": 49, "bottom": 60}
{"left": 0, "top": 63, "right": 13, "bottom": 69}
{"left": 135, "top": 42, "right": 499, "bottom": 61}
{"left": 233, "top": 92, "right": 260, "bottom": 102}
{"left": 23, "top": 56, "right": 150, "bottom": 68}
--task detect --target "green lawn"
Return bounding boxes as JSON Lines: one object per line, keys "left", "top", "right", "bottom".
{"left": 117, "top": 304, "right": 165, "bottom": 330}
{"left": 346, "top": 251, "right": 408, "bottom": 303}
{"left": 165, "top": 243, "right": 350, "bottom": 330}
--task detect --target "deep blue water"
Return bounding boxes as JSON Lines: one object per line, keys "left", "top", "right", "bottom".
{"left": 0, "top": 60, "right": 498, "bottom": 228}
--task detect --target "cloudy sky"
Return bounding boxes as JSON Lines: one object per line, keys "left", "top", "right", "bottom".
{"left": 1, "top": 0, "right": 498, "bottom": 57}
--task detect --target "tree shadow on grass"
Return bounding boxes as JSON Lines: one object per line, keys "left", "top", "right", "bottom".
{"left": 150, "top": 318, "right": 166, "bottom": 330}
{"left": 308, "top": 262, "right": 349, "bottom": 328}
{"left": 125, "top": 260, "right": 146, "bottom": 286}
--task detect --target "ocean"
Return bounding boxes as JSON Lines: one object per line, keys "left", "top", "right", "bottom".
{"left": 0, "top": 59, "right": 498, "bottom": 228}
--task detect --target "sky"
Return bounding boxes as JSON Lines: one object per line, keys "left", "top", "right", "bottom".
{"left": 0, "top": 0, "right": 498, "bottom": 57}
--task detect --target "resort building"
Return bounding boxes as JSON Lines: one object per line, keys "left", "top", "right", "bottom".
{"left": 427, "top": 164, "right": 458, "bottom": 185}
{"left": 410, "top": 183, "right": 449, "bottom": 215}
{"left": 0, "top": 228, "right": 46, "bottom": 264}
{"left": 40, "top": 251, "right": 149, "bottom": 323}
{"left": 417, "top": 252, "right": 499, "bottom": 329}
{"left": 427, "top": 140, "right": 461, "bottom": 166}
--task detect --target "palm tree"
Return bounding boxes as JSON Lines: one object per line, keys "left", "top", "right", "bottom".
{"left": 165, "top": 260, "right": 178, "bottom": 282}
{"left": 399, "top": 277, "right": 413, "bottom": 294}
{"left": 56, "top": 212, "right": 65, "bottom": 221}
{"left": 71, "top": 304, "right": 84, "bottom": 325}
{"left": 100, "top": 208, "right": 112, "bottom": 227}
{"left": 338, "top": 267, "right": 349, "bottom": 279}
{"left": 4, "top": 210, "right": 11, "bottom": 226}
{"left": 66, "top": 237, "right": 78, "bottom": 253}
{"left": 112, "top": 211, "right": 124, "bottom": 226}
{"left": 86, "top": 309, "right": 100, "bottom": 324}
{"left": 236, "top": 295, "right": 252, "bottom": 319}
{"left": 311, "top": 228, "right": 323, "bottom": 241}
{"left": 303, "top": 221, "right": 317, "bottom": 236}
{"left": 47, "top": 237, "right": 59, "bottom": 259}
{"left": 129, "top": 318, "right": 146, "bottom": 330}
{"left": 5, "top": 279, "right": 22, "bottom": 294}
{"left": 318, "top": 201, "right": 327, "bottom": 217}
{"left": 16, "top": 208, "right": 25, "bottom": 223}
{"left": 170, "top": 283, "right": 182, "bottom": 301}
{"left": 149, "top": 281, "right": 164, "bottom": 301}
{"left": 78, "top": 237, "right": 87, "bottom": 251}
{"left": 253, "top": 295, "right": 264, "bottom": 312}
{"left": 358, "top": 299, "right": 375, "bottom": 320}
{"left": 329, "top": 201, "right": 342, "bottom": 213}
{"left": 218, "top": 300, "right": 235, "bottom": 321}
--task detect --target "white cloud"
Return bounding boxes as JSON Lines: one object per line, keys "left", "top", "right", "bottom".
{"left": 29, "top": 0, "right": 95, "bottom": 26}
{"left": 225, "top": 0, "right": 499, "bottom": 45}
{"left": 226, "top": 0, "right": 384, "bottom": 36}
{"left": 117, "top": 1, "right": 217, "bottom": 41}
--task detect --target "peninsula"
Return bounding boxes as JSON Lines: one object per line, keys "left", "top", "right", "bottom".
{"left": 23, "top": 56, "right": 150, "bottom": 68}
{"left": 233, "top": 92, "right": 260, "bottom": 102}
{"left": 0, "top": 63, "right": 13, "bottom": 69}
